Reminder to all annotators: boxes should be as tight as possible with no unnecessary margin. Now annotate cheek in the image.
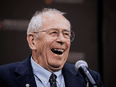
[35,36,49,54]
[39,37,54,55]
[64,41,71,58]
[67,41,71,50]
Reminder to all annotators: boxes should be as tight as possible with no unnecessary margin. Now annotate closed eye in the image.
[63,32,70,37]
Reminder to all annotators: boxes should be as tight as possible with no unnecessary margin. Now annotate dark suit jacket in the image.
[0,55,104,87]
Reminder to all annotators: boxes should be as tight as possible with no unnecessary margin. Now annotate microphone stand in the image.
[85,77,98,87]
[85,77,89,87]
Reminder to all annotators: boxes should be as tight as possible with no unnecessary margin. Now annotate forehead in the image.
[41,13,70,30]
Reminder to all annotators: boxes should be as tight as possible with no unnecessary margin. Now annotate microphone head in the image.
[75,60,88,71]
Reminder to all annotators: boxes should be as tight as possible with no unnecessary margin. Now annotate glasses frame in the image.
[33,28,75,42]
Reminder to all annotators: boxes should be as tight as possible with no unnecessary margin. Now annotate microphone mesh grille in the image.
[75,60,88,71]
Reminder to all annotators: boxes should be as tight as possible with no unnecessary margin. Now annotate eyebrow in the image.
[47,28,70,31]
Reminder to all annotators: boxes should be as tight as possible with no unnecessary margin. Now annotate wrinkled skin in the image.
[27,13,71,72]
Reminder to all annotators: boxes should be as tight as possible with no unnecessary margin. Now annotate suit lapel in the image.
[62,63,85,87]
[15,56,37,87]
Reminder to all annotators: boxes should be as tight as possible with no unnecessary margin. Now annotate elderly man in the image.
[0,8,103,87]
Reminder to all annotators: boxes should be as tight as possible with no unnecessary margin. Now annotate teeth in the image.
[54,49,64,52]
[51,48,65,55]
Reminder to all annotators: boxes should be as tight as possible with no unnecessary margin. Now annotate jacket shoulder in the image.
[0,62,20,74]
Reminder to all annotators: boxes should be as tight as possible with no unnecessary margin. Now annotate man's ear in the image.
[27,33,36,50]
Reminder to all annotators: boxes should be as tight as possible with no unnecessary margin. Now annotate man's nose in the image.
[56,33,65,45]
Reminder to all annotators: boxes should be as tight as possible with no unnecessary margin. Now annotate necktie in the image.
[49,73,57,87]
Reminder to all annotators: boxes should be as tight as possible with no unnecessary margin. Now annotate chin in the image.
[49,61,65,70]
[49,65,63,72]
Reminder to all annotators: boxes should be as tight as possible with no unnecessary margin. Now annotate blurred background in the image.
[0,0,116,87]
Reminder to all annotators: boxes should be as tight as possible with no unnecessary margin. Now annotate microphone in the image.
[75,60,98,87]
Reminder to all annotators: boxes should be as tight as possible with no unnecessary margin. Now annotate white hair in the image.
[27,8,71,37]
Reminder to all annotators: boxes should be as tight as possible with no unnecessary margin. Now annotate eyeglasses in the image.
[34,28,75,42]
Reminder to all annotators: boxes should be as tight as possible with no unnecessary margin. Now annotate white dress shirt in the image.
[31,56,65,87]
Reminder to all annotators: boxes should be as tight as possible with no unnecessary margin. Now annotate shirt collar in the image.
[31,56,62,85]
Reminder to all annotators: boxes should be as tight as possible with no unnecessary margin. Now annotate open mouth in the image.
[51,48,65,55]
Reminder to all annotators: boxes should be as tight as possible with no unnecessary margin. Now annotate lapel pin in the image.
[26,84,30,87]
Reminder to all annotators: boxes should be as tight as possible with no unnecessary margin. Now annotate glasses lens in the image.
[70,31,75,42]
[63,30,70,38]
[47,29,75,42]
